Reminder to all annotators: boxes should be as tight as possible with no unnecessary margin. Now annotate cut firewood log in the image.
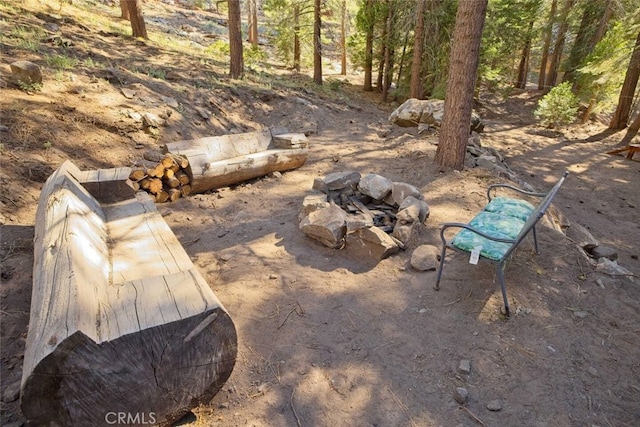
[129,168,146,182]
[175,171,190,186]
[180,184,192,197]
[156,189,170,203]
[148,178,163,194]
[153,163,165,178]
[164,176,180,189]
[139,178,151,190]
[164,168,175,179]
[165,152,189,169]
[161,154,175,169]
[168,188,181,202]
[147,168,158,178]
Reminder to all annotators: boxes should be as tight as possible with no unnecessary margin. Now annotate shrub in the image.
[534,82,579,128]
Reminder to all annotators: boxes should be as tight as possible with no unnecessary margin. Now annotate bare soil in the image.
[1,2,639,426]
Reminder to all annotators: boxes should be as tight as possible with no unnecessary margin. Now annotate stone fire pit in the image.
[298,171,430,261]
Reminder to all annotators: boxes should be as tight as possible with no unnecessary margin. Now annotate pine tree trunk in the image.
[228,0,244,78]
[313,0,322,85]
[126,0,147,39]
[382,1,394,102]
[120,0,130,20]
[563,0,606,85]
[294,4,300,72]
[609,32,640,130]
[247,0,258,47]
[545,0,574,89]
[363,0,374,91]
[538,0,557,90]
[409,0,426,99]
[435,0,488,170]
[515,20,534,89]
[340,0,347,75]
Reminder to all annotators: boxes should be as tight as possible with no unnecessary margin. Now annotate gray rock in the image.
[299,194,329,222]
[121,87,136,99]
[162,96,179,108]
[596,258,634,278]
[458,359,471,375]
[2,379,21,403]
[346,227,399,260]
[358,173,393,200]
[391,223,415,246]
[10,60,42,85]
[385,182,423,207]
[475,154,498,169]
[142,112,163,128]
[389,98,483,132]
[410,245,440,271]
[486,400,503,411]
[195,106,211,119]
[312,177,328,194]
[574,310,589,319]
[453,387,468,404]
[346,212,374,233]
[589,245,618,261]
[399,196,430,223]
[396,204,421,224]
[323,171,361,191]
[299,203,348,249]
[587,366,599,377]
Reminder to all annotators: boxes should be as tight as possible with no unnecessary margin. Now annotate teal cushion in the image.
[451,211,525,261]
[484,197,535,222]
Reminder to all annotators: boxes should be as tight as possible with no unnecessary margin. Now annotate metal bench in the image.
[434,172,569,316]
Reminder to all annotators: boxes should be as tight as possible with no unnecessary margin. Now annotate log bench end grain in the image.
[22,160,237,426]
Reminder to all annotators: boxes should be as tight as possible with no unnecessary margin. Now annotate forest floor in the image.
[1,1,640,426]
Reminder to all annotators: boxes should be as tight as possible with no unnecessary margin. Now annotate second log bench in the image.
[21,160,237,426]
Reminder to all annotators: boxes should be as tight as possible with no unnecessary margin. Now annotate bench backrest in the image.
[502,171,568,259]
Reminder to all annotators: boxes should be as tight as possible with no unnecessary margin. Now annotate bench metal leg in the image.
[533,225,539,254]
[434,244,447,291]
[497,262,510,316]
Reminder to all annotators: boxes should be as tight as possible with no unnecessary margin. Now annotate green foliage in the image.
[245,45,269,70]
[45,54,78,70]
[534,82,579,128]
[9,25,44,52]
[205,39,231,61]
[17,79,43,93]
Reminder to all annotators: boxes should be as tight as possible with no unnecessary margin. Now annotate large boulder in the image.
[389,98,483,132]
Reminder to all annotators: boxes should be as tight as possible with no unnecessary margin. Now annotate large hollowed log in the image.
[164,129,308,194]
[22,161,237,426]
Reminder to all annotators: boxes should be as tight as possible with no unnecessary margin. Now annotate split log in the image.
[176,171,190,185]
[180,184,192,197]
[129,168,146,181]
[168,188,181,202]
[164,129,308,194]
[22,161,237,426]
[148,178,163,194]
[164,175,180,188]
[155,188,170,203]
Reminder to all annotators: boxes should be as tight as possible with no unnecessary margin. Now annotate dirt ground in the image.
[1,1,640,426]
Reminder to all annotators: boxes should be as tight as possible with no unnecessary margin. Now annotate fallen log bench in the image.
[434,172,569,316]
[164,128,308,194]
[21,160,237,426]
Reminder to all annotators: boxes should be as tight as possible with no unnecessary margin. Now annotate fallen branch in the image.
[460,406,487,427]
[290,387,302,427]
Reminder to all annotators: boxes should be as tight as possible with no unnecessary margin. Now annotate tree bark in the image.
[409,0,426,99]
[340,0,347,75]
[126,0,147,39]
[294,4,301,72]
[545,0,574,89]
[363,0,374,91]
[120,0,130,20]
[563,0,607,85]
[609,32,640,130]
[538,0,557,90]
[313,0,322,85]
[515,19,534,89]
[247,0,259,47]
[435,0,488,170]
[228,0,244,78]
[382,0,394,102]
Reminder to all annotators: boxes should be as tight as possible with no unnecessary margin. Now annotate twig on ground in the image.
[278,304,303,330]
[290,387,302,427]
[0,194,18,207]
[387,387,418,427]
[460,405,487,427]
[443,298,461,306]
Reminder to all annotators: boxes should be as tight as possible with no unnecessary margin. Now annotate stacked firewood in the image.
[129,152,192,203]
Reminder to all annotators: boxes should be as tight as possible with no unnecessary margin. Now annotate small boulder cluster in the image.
[299,171,430,261]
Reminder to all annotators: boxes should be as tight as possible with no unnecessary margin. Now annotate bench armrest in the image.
[440,222,517,245]
[486,184,546,202]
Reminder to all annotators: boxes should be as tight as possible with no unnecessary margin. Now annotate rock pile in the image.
[389,98,484,133]
[299,171,430,261]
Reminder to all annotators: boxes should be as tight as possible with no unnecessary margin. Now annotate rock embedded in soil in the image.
[458,359,471,375]
[453,387,469,404]
[588,245,618,261]
[410,245,440,271]
[10,60,42,85]
[486,400,503,411]
[2,379,21,403]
